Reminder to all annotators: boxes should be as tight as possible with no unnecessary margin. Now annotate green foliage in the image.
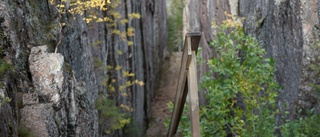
[18,127,35,137]
[164,14,320,137]
[0,59,12,88]
[95,95,130,134]
[164,102,191,137]
[200,18,279,136]
[123,122,141,137]
[0,59,12,76]
[281,112,320,137]
[167,0,184,53]
[0,95,11,107]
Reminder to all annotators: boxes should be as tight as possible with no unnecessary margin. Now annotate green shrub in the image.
[165,12,320,137]
[200,19,280,137]
[164,17,280,136]
[95,95,130,134]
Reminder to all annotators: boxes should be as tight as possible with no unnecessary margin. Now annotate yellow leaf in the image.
[117,50,123,55]
[127,27,135,36]
[112,29,121,35]
[120,19,128,24]
[115,65,122,71]
[126,81,133,86]
[122,70,128,77]
[138,81,145,86]
[108,85,115,92]
[121,93,128,97]
[121,32,126,41]
[127,73,135,77]
[112,12,121,19]
[127,41,133,46]
[128,13,141,19]
[112,79,116,83]
[119,85,125,92]
[99,0,105,9]
[106,65,113,70]
[96,18,104,22]
[103,17,112,22]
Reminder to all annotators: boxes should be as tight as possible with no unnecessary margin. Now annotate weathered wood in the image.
[167,32,201,137]
[186,32,201,54]
[188,51,200,136]
[167,36,192,137]
[186,37,192,69]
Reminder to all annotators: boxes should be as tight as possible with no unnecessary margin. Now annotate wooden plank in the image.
[186,37,192,70]
[186,32,201,54]
[167,32,201,137]
[188,51,200,137]
[167,37,192,137]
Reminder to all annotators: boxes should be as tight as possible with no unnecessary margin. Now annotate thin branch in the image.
[54,3,62,53]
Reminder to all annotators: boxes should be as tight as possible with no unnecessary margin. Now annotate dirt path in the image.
[146,52,182,137]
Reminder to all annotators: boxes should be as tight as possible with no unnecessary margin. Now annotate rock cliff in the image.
[0,0,166,136]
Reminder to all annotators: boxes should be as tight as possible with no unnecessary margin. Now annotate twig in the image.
[54,4,62,53]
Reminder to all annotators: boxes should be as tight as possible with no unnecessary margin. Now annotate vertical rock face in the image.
[238,0,320,119]
[239,1,304,119]
[185,0,320,122]
[0,0,166,137]
[299,0,320,114]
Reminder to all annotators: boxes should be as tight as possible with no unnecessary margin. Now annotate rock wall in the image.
[239,0,305,120]
[237,0,320,120]
[185,0,320,123]
[0,0,166,136]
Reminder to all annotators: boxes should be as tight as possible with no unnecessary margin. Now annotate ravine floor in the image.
[146,52,182,137]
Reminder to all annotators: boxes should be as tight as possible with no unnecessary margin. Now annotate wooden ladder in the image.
[167,32,201,137]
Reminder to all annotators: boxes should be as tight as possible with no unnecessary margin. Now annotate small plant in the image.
[164,102,191,137]
[95,95,130,134]
[281,110,320,137]
[0,59,12,107]
[18,127,35,137]
[0,95,11,107]
[0,59,12,77]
